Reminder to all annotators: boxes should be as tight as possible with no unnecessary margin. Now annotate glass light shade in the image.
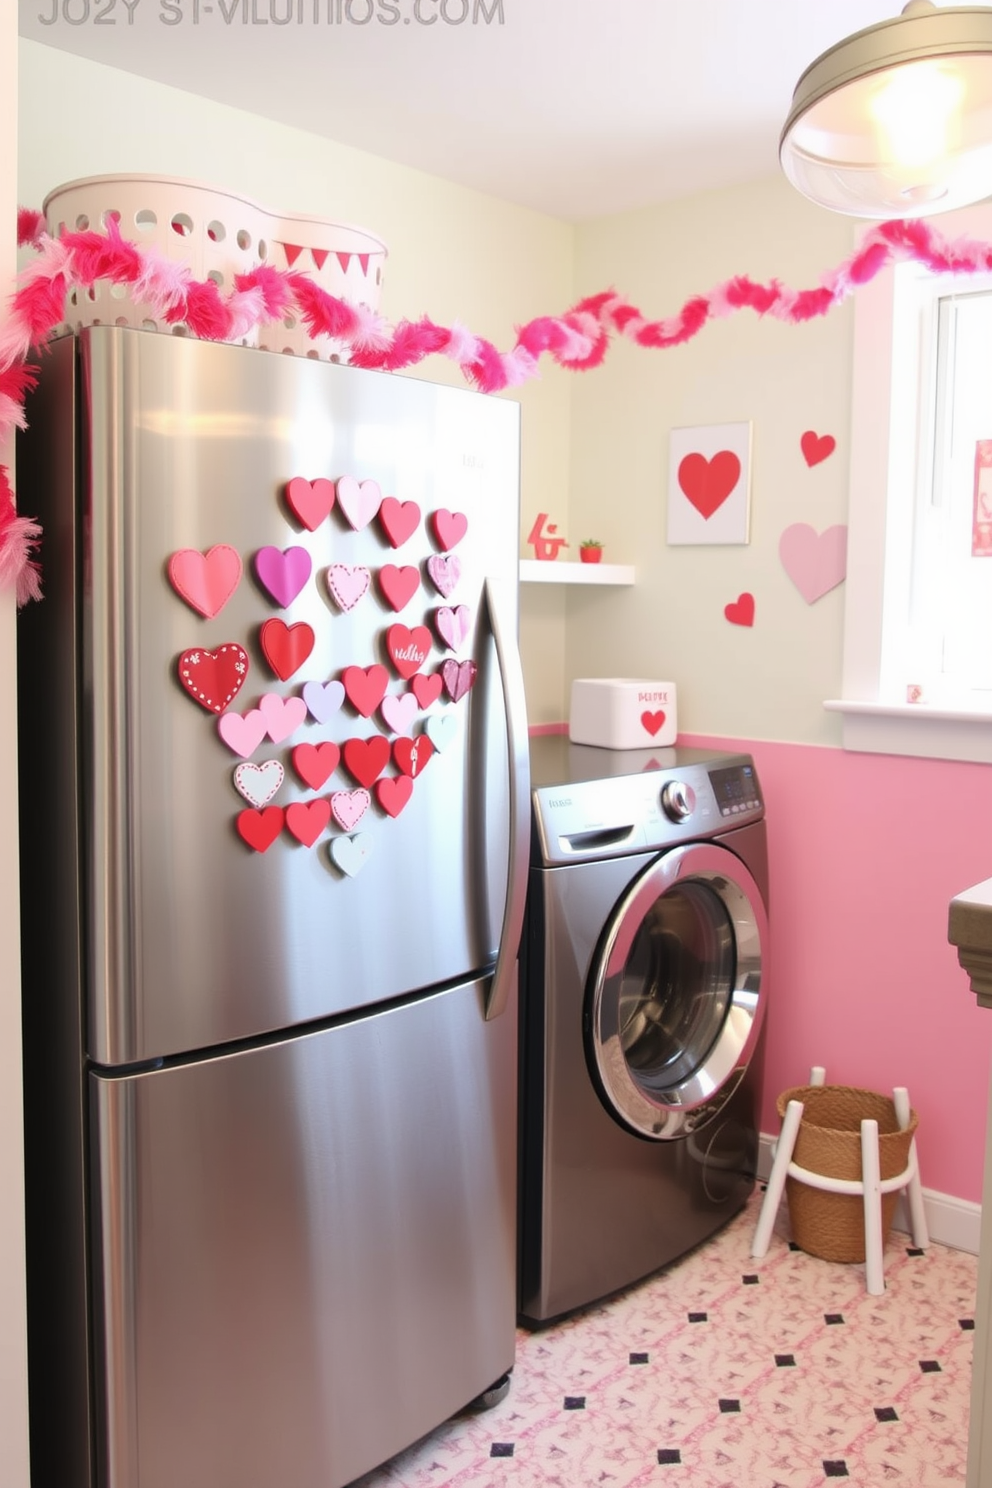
[781,3,992,217]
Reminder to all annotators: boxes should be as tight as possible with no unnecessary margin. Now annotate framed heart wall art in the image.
[667,421,752,546]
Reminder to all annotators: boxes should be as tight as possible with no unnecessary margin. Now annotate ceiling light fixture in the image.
[780,1,992,217]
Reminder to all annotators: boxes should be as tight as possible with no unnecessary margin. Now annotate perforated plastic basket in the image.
[43,174,387,360]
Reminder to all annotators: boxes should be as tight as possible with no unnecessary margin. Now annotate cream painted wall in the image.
[1,2,33,1483]
[567,176,855,744]
[17,38,572,720]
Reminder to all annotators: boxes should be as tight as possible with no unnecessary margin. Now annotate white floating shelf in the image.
[519,560,635,586]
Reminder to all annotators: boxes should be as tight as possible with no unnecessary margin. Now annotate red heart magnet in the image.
[441,658,477,703]
[678,451,741,519]
[285,798,331,848]
[393,735,435,779]
[412,672,444,709]
[724,592,756,627]
[375,774,414,818]
[168,545,243,618]
[386,623,432,679]
[178,643,250,714]
[260,619,315,681]
[291,742,341,791]
[379,497,422,549]
[237,806,285,853]
[431,509,468,551]
[342,664,390,717]
[800,430,836,468]
[285,476,336,531]
[342,735,391,789]
[641,710,666,737]
[378,564,421,612]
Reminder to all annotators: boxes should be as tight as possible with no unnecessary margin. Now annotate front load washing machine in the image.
[518,736,770,1325]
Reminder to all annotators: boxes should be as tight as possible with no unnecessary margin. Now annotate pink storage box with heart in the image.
[569,678,678,750]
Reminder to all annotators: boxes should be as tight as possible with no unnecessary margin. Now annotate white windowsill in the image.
[824,699,992,764]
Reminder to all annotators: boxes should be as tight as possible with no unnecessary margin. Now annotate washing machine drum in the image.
[586,841,768,1141]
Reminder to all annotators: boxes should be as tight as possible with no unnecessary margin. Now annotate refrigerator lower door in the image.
[90,979,516,1488]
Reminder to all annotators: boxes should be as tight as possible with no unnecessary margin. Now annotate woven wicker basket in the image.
[775,1084,919,1264]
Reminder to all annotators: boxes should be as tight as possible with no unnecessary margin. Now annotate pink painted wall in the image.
[685,734,992,1205]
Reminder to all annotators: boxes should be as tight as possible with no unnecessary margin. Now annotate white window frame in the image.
[826,203,992,764]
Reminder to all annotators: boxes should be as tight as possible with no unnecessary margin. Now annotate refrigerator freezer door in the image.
[72,328,521,1065]
[91,978,517,1488]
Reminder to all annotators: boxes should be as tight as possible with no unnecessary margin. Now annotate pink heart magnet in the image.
[377,564,420,612]
[378,497,422,549]
[285,798,332,849]
[258,692,308,744]
[168,545,242,618]
[375,774,414,819]
[285,476,336,531]
[330,832,374,878]
[380,691,420,736]
[431,509,468,551]
[435,605,473,653]
[779,523,848,604]
[343,664,390,718]
[330,788,371,831]
[385,624,432,680]
[233,759,285,807]
[327,564,371,612]
[254,546,312,608]
[218,707,268,759]
[336,476,382,531]
[426,554,461,599]
[441,658,477,703]
[302,679,346,724]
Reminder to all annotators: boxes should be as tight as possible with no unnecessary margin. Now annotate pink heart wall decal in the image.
[800,430,836,467]
[254,546,312,608]
[435,605,473,653]
[327,564,371,612]
[426,554,462,598]
[336,476,382,530]
[168,545,242,618]
[678,451,741,519]
[779,523,848,603]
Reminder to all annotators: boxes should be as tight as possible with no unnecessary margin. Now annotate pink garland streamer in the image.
[4,211,992,603]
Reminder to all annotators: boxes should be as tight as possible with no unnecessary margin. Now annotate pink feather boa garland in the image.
[4,210,992,603]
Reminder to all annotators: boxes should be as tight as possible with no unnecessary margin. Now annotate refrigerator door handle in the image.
[483,576,530,1022]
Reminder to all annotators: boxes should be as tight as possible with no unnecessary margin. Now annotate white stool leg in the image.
[752,1099,804,1258]
[861,1117,884,1295]
[893,1086,929,1249]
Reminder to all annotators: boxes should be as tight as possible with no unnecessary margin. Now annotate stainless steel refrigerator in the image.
[17,325,528,1488]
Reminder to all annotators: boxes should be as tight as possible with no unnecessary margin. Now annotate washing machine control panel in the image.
[530,747,764,865]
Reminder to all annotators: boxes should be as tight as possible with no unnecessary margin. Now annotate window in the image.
[828,203,992,763]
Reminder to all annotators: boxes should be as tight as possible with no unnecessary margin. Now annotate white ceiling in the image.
[20,0,900,221]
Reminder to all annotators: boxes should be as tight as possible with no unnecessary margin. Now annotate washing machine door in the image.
[587,841,767,1141]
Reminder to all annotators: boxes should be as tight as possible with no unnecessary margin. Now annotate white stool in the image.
[751,1065,928,1295]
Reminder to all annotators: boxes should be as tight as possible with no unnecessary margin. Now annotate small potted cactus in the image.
[579,539,604,565]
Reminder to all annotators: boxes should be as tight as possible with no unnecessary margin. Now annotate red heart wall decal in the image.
[677,450,741,519]
[724,592,756,627]
[168,546,243,618]
[800,430,836,467]
[285,799,331,848]
[386,623,432,679]
[378,564,421,612]
[342,735,391,788]
[379,497,422,549]
[342,664,390,717]
[393,735,435,778]
[412,673,443,709]
[641,710,666,736]
[285,476,336,531]
[260,619,315,680]
[178,643,250,714]
[236,806,285,852]
[375,775,414,818]
[291,742,341,791]
[431,509,468,551]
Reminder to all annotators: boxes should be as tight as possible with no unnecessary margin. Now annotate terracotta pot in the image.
[579,547,603,564]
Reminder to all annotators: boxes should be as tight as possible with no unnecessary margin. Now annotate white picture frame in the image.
[667,421,752,545]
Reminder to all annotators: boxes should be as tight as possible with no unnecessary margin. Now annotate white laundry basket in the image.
[43,174,388,360]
